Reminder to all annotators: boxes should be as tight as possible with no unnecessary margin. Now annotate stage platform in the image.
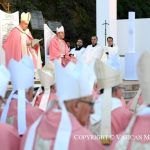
[121,80,139,101]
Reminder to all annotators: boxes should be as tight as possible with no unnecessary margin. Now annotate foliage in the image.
[117,0,150,19]
[11,0,150,46]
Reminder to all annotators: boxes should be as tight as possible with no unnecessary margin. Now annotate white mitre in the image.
[53,60,95,150]
[37,68,55,111]
[21,12,31,24]
[94,59,122,145]
[0,56,34,135]
[56,26,64,33]
[32,61,55,111]
[38,69,54,90]
[55,61,94,100]
[114,51,150,150]
[95,59,122,89]
[137,51,150,105]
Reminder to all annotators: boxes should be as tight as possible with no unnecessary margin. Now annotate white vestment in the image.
[101,45,120,70]
[83,44,103,64]
[70,47,85,58]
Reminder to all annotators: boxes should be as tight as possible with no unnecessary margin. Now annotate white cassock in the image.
[82,44,103,64]
[101,44,120,70]
[70,47,85,58]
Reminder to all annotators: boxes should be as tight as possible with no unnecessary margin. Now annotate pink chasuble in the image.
[20,110,105,150]
[0,124,20,150]
[127,115,150,149]
[120,97,127,108]
[127,95,144,110]
[3,27,22,66]
[90,96,133,137]
[5,99,43,131]
[111,107,133,136]
[110,115,150,150]
[49,35,70,61]
[34,91,58,108]
[3,26,41,69]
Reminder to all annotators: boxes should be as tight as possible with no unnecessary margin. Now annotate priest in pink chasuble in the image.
[3,12,42,69]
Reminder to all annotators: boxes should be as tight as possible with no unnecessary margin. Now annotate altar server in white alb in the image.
[101,37,120,70]
[71,38,85,58]
[83,36,103,64]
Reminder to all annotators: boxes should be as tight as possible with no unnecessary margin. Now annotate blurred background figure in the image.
[70,38,85,58]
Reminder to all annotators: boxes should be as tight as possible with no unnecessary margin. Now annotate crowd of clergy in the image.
[0,12,150,150]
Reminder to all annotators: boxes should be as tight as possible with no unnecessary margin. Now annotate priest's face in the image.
[91,36,98,46]
[20,21,29,31]
[112,86,122,99]
[76,39,83,48]
[75,96,94,126]
[57,32,65,39]
[107,37,113,47]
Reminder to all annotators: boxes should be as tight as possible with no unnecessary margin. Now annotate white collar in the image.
[137,105,150,116]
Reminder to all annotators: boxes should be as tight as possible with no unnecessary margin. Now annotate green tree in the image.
[117,0,150,19]
[11,0,150,45]
[34,0,96,46]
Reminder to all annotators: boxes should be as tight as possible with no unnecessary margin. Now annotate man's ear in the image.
[73,100,79,113]
[25,88,31,97]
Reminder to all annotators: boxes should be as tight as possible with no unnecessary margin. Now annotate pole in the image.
[102,20,109,46]
[7,3,11,13]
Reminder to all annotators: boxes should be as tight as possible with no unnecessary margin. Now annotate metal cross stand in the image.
[7,3,11,12]
[0,1,11,12]
[102,20,109,46]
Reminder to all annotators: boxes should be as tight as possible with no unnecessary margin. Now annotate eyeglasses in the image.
[79,100,95,108]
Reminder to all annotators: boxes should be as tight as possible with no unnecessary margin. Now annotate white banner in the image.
[0,10,19,65]
[44,24,55,63]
